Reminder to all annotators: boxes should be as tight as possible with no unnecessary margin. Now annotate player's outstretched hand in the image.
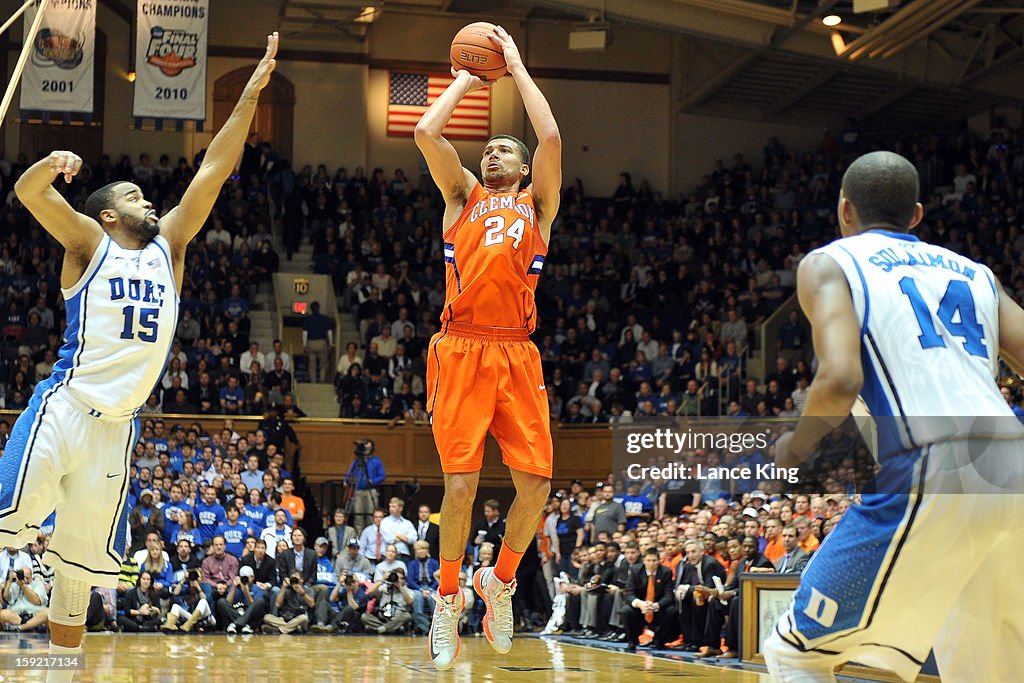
[489,25,523,72]
[450,67,486,93]
[48,150,82,184]
[247,32,279,93]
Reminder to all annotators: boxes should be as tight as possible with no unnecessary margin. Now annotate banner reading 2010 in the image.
[133,0,209,120]
[20,0,96,113]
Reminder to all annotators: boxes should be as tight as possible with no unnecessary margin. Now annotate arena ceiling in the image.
[276,0,1024,129]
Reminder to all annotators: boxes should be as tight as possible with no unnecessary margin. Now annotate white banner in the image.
[133,0,209,120]
[20,0,96,113]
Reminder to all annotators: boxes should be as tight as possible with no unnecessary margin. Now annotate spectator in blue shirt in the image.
[217,565,266,634]
[163,483,193,550]
[405,540,439,633]
[329,572,369,633]
[193,485,227,548]
[310,537,338,632]
[621,482,653,531]
[345,439,386,534]
[216,505,252,558]
[222,283,250,332]
[220,376,245,415]
[243,489,271,529]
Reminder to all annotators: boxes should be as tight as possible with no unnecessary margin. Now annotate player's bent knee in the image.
[48,574,91,630]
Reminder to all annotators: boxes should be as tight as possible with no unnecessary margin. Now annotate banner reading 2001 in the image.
[20,0,96,113]
[133,0,209,120]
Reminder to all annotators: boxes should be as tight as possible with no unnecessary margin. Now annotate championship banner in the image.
[20,0,96,113]
[133,0,209,120]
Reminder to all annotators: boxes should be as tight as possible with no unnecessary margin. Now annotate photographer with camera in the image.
[361,566,413,634]
[0,546,32,589]
[344,440,386,534]
[262,570,314,634]
[216,565,267,634]
[163,567,212,632]
[0,566,49,632]
[329,570,368,633]
[372,544,405,583]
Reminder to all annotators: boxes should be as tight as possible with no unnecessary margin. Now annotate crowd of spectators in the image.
[3,116,1024,647]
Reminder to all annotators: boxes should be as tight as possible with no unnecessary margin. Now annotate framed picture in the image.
[739,574,940,682]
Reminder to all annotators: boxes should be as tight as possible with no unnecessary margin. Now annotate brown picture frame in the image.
[739,573,940,682]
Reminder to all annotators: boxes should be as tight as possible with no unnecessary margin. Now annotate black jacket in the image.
[276,547,317,585]
[241,552,280,587]
[624,564,675,613]
[675,556,726,600]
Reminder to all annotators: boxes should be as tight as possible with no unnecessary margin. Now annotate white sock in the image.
[45,642,82,683]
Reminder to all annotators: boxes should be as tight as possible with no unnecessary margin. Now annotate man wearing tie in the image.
[623,547,678,652]
[774,525,809,575]
[358,509,387,565]
[674,539,726,653]
[416,505,441,559]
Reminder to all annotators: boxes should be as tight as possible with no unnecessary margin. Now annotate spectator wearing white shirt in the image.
[239,342,266,377]
[268,339,294,374]
[379,498,417,561]
[0,547,32,585]
[205,218,232,247]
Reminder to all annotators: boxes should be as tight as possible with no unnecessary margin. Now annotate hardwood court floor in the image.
[0,632,771,683]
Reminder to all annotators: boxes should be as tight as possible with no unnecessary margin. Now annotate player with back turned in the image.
[414,25,561,670]
[765,151,1024,682]
[0,34,279,683]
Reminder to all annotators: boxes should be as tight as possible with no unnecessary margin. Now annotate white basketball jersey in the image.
[45,233,179,417]
[814,229,1017,457]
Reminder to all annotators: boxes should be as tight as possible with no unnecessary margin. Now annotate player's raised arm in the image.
[776,253,863,468]
[414,71,480,207]
[996,278,1024,375]
[161,32,279,254]
[14,151,103,257]
[491,25,561,242]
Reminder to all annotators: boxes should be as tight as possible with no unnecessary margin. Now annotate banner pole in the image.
[0,0,51,127]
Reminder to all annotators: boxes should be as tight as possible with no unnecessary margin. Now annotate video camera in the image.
[354,439,373,458]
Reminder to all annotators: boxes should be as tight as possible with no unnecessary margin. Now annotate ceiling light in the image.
[822,14,842,27]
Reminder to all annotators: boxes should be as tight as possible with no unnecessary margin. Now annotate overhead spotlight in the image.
[822,14,842,27]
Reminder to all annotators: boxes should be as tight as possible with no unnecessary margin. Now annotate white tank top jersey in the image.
[44,233,179,417]
[812,229,1020,458]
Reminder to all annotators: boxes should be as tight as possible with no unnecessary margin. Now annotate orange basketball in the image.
[450,22,507,81]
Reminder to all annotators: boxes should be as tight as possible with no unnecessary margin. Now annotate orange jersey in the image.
[441,183,546,330]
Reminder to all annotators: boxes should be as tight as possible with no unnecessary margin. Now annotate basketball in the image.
[450,22,507,80]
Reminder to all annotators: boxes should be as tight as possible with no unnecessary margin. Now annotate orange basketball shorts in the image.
[426,321,553,478]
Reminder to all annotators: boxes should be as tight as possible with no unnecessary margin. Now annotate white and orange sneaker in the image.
[473,566,517,654]
[428,590,465,670]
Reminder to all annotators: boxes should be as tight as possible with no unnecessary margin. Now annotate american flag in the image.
[387,72,491,140]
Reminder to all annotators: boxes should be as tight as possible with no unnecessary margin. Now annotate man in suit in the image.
[774,525,809,575]
[415,504,441,559]
[276,528,328,629]
[624,547,678,652]
[674,539,727,653]
[699,536,777,659]
[326,509,357,564]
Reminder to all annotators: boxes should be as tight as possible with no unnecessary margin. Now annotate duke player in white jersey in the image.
[0,34,279,683]
[766,151,1024,682]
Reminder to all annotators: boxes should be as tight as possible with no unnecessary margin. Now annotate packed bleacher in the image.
[2,119,1024,642]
